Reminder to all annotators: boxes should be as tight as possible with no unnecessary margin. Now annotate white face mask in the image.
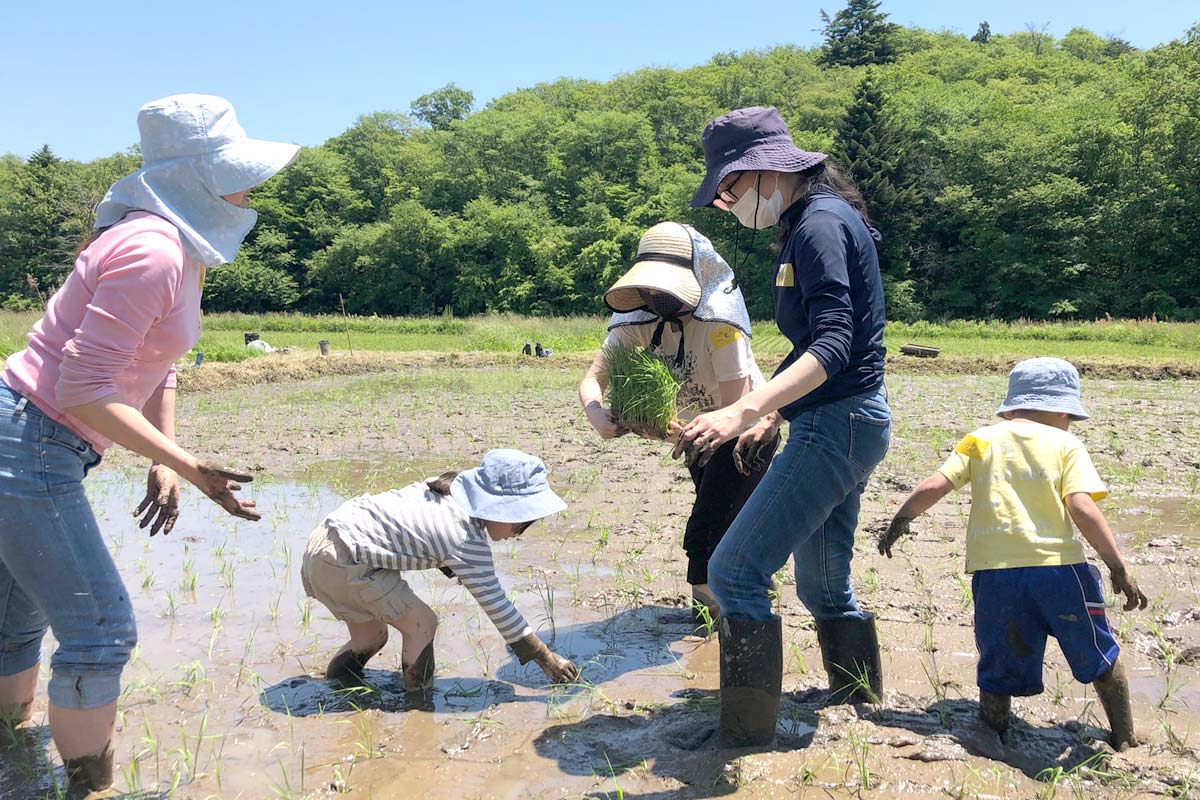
[730,178,786,229]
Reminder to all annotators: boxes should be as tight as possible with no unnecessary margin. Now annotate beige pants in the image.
[301,524,418,623]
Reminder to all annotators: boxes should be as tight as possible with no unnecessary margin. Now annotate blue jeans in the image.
[0,383,136,709]
[708,387,891,621]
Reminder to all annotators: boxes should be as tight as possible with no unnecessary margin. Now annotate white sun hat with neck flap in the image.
[607,222,753,337]
[94,94,300,266]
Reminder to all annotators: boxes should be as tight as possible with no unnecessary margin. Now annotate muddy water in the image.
[1,470,730,799]
[2,370,1199,798]
[5,470,1196,798]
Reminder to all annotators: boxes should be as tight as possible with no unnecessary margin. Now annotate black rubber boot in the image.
[814,612,883,704]
[718,616,782,748]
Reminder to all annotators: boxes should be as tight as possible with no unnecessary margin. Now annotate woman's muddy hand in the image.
[585,403,627,439]
[673,404,751,467]
[1110,565,1148,611]
[733,416,779,475]
[186,460,261,521]
[537,651,580,684]
[877,515,913,558]
[134,464,181,536]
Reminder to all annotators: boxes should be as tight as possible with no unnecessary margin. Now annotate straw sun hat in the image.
[604,222,703,313]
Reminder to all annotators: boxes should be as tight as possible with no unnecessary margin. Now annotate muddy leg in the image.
[50,703,116,793]
[0,665,38,731]
[1093,659,1137,751]
[979,690,1011,740]
[325,621,388,684]
[389,599,437,692]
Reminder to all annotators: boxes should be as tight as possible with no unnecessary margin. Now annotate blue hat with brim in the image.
[997,357,1090,421]
[450,449,567,524]
[691,107,827,209]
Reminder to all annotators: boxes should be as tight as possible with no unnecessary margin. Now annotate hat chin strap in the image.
[650,316,687,369]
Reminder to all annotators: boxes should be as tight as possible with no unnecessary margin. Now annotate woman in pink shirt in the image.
[0,94,297,792]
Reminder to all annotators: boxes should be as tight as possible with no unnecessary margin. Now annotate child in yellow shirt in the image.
[877,357,1146,750]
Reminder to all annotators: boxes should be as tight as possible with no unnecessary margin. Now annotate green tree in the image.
[410,83,474,130]
[833,70,925,318]
[819,0,901,67]
[970,21,991,44]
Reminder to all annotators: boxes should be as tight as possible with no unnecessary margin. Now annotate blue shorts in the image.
[972,563,1120,697]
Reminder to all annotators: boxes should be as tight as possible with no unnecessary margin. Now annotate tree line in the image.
[2,1,1198,322]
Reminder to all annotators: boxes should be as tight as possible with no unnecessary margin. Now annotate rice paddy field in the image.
[0,312,1199,798]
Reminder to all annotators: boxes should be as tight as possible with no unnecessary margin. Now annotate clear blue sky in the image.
[2,0,1195,161]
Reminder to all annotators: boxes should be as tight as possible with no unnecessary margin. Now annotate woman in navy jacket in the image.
[677,106,891,746]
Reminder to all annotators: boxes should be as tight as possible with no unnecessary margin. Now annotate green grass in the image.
[2,311,1198,365]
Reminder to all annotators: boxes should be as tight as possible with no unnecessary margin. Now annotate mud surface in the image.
[2,370,1198,798]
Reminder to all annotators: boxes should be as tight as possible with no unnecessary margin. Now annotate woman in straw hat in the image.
[0,94,298,791]
[579,221,780,621]
[675,107,891,747]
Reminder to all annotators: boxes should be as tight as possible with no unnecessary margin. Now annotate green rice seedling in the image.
[954,573,972,611]
[844,727,877,791]
[789,642,809,675]
[692,602,717,637]
[604,345,682,438]
[162,590,177,619]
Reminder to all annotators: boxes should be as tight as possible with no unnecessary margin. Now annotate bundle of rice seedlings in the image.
[604,344,682,438]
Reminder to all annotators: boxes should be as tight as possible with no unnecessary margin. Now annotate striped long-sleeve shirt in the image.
[324,482,532,643]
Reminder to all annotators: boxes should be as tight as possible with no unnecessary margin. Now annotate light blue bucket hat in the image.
[997,357,1089,421]
[451,449,567,523]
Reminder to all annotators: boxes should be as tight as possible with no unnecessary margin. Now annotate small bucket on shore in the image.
[319,339,330,356]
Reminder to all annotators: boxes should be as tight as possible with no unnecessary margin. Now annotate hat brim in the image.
[604,260,702,313]
[202,138,301,196]
[450,475,567,524]
[691,144,828,208]
[996,399,1090,422]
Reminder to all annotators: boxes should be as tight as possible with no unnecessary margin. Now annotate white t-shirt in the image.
[603,317,765,419]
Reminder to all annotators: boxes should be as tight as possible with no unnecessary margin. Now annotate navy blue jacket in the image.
[772,191,886,419]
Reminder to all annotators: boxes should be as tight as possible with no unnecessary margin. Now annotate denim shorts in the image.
[973,563,1120,696]
[0,382,137,709]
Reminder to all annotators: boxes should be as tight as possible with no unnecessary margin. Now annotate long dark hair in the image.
[776,161,870,247]
[74,227,111,260]
[426,471,460,496]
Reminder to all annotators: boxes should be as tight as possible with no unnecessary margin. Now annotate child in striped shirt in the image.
[302,449,579,692]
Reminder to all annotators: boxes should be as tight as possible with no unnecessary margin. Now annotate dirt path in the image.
[2,368,1198,799]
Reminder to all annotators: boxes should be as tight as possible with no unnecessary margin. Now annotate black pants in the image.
[684,434,779,585]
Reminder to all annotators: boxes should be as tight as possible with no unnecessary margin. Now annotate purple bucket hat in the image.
[691,107,828,209]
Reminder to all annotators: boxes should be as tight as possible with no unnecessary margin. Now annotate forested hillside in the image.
[3,2,1197,321]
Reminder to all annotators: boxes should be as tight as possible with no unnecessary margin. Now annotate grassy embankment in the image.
[2,312,1197,386]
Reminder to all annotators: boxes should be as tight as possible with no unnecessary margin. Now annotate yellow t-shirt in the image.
[938,420,1107,573]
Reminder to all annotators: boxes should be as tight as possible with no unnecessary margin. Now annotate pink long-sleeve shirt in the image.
[2,212,202,454]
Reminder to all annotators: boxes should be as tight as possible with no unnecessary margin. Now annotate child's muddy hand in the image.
[1110,566,1148,611]
[877,516,913,558]
[190,460,261,522]
[538,652,580,684]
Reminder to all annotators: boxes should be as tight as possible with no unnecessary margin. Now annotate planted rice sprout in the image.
[604,345,682,438]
